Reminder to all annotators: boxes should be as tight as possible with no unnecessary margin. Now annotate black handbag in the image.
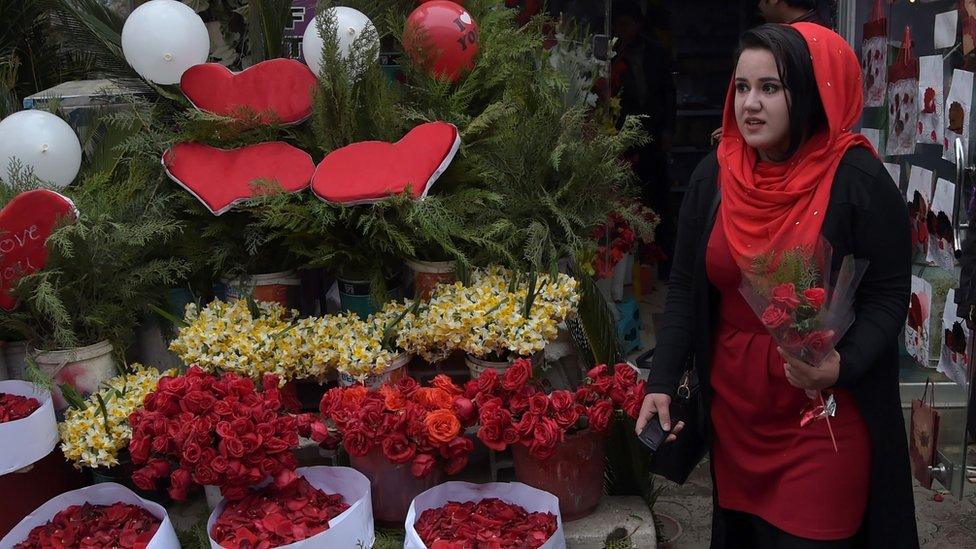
[647,364,708,484]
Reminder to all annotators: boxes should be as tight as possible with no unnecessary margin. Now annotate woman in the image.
[636,23,918,548]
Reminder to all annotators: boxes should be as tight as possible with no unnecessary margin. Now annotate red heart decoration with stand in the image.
[180,59,318,125]
[163,142,315,215]
[0,189,78,311]
[311,121,459,204]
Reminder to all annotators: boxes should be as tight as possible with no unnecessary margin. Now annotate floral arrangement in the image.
[60,365,175,469]
[414,498,558,548]
[396,267,580,362]
[128,367,304,501]
[580,204,660,279]
[312,375,476,478]
[471,360,645,460]
[170,298,408,383]
[210,476,349,548]
[0,392,40,423]
[169,299,311,383]
[13,502,160,549]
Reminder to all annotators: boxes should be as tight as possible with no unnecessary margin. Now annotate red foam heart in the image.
[180,59,317,125]
[311,121,459,204]
[163,142,315,215]
[0,189,78,311]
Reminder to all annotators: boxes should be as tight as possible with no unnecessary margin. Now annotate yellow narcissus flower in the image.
[60,365,175,469]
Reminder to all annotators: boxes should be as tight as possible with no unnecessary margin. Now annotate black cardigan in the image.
[646,147,919,548]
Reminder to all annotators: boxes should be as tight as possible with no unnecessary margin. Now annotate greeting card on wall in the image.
[887,27,919,156]
[862,0,887,108]
[943,69,974,163]
[907,275,933,366]
[926,178,956,271]
[884,162,902,189]
[938,289,971,385]
[917,55,944,145]
[907,165,934,258]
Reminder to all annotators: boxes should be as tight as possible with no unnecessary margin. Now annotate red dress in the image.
[706,211,872,540]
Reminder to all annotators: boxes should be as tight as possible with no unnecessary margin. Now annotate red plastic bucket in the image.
[349,446,445,526]
[512,428,606,521]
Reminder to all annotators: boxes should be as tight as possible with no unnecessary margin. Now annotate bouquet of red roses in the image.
[311,375,476,478]
[0,392,41,423]
[414,498,558,549]
[470,359,645,460]
[738,238,869,450]
[128,366,303,501]
[13,502,161,549]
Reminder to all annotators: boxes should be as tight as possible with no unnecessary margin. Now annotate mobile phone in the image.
[638,416,671,452]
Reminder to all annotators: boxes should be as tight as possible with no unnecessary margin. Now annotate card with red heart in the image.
[311,121,459,204]
[163,142,315,215]
[0,189,79,311]
[180,59,318,125]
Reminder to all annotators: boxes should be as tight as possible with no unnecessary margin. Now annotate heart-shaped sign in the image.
[180,59,318,125]
[163,142,315,215]
[0,189,78,311]
[311,121,459,204]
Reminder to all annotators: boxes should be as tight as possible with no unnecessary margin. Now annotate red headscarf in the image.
[717,23,873,270]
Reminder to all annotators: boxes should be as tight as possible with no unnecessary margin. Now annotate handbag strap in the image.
[921,378,936,406]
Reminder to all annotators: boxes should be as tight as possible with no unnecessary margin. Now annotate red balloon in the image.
[404,1,479,82]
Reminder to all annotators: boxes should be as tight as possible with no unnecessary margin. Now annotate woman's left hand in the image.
[778,348,840,391]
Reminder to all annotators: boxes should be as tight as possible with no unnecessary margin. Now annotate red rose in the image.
[396,377,420,397]
[623,386,644,419]
[477,402,512,451]
[129,435,150,464]
[444,454,469,476]
[508,385,537,415]
[219,437,246,459]
[586,364,608,380]
[382,433,417,464]
[463,379,479,400]
[319,387,344,417]
[550,390,574,412]
[771,283,800,310]
[528,417,563,461]
[591,375,613,397]
[575,385,597,406]
[182,442,203,464]
[612,363,638,390]
[475,368,500,397]
[439,436,474,460]
[411,453,437,478]
[803,287,827,311]
[192,464,218,486]
[502,358,532,392]
[803,330,834,357]
[761,304,791,329]
[168,467,193,501]
[554,405,581,430]
[343,427,372,457]
[514,412,539,443]
[131,466,156,491]
[528,393,550,415]
[452,396,476,424]
[588,400,614,433]
[431,374,462,396]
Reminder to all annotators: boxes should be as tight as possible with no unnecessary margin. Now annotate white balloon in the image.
[302,6,378,76]
[121,0,210,85]
[0,111,82,189]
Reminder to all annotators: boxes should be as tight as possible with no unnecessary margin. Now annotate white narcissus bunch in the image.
[396,267,580,362]
[60,364,176,469]
[169,299,318,382]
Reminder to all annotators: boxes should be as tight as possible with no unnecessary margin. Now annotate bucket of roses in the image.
[126,367,307,507]
[206,466,374,549]
[0,482,180,548]
[0,380,58,476]
[404,481,566,549]
[468,360,646,520]
[309,375,477,525]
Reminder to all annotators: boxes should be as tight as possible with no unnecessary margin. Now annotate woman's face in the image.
[734,48,792,162]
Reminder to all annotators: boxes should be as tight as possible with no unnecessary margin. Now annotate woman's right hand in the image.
[635,393,685,443]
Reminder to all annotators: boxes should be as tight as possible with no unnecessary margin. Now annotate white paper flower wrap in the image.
[0,380,58,475]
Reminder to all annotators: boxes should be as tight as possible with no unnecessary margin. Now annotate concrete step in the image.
[564,496,656,548]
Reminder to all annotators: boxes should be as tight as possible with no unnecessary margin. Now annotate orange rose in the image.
[431,374,462,396]
[341,385,368,408]
[413,387,454,410]
[424,409,461,444]
[380,386,407,411]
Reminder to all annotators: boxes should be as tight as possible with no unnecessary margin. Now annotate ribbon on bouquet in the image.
[800,390,838,452]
